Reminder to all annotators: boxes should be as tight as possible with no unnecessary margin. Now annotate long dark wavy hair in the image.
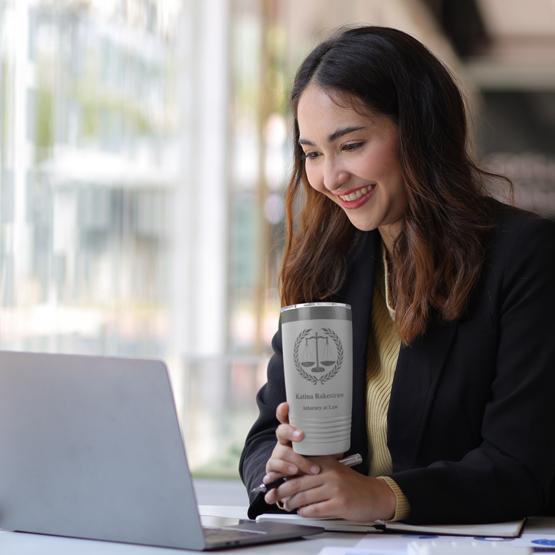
[281,26,498,344]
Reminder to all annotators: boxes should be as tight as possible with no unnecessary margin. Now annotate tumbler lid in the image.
[281,302,351,313]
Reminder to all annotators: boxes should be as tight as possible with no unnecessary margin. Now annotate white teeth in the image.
[339,185,374,202]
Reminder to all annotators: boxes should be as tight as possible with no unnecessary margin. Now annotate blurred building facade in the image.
[1,0,553,476]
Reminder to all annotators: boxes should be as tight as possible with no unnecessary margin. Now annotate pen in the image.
[251,453,363,494]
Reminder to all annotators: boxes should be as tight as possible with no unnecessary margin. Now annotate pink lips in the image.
[334,185,375,210]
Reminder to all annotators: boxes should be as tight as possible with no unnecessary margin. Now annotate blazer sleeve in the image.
[239,328,289,517]
[393,215,555,523]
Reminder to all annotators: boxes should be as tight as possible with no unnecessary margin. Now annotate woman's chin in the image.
[346,216,378,232]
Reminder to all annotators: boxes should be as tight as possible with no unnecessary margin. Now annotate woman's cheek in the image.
[305,170,322,193]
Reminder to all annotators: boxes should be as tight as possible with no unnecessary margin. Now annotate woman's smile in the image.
[334,183,376,209]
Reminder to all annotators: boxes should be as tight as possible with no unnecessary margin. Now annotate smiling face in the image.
[297,83,407,250]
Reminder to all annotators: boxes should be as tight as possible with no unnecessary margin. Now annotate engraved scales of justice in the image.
[301,330,336,373]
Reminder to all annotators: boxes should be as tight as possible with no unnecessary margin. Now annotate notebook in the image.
[0,350,323,550]
[256,513,526,538]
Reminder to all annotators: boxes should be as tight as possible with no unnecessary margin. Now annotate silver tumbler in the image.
[280,302,353,455]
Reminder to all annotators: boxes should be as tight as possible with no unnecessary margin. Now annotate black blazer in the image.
[239,199,555,523]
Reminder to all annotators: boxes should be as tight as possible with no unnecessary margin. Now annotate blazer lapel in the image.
[335,231,380,474]
[388,316,458,471]
[333,230,458,475]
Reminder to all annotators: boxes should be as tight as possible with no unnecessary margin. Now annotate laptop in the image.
[0,350,322,550]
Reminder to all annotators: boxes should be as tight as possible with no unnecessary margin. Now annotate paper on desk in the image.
[497,531,555,549]
[353,535,508,555]
[318,536,534,555]
[353,531,555,553]
[319,533,446,555]
[318,518,555,555]
[318,541,407,555]
[359,535,480,554]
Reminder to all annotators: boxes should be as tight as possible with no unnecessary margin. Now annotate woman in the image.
[239,26,555,524]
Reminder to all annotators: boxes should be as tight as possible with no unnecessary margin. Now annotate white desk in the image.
[1,508,554,554]
[0,505,361,554]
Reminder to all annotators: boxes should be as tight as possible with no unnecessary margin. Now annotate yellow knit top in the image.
[366,245,410,521]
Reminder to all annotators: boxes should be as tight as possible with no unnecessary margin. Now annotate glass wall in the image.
[0,0,180,354]
[0,0,267,476]
[0,0,200,457]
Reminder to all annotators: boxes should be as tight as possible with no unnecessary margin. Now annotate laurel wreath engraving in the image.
[319,327,343,384]
[293,327,343,385]
[293,329,318,385]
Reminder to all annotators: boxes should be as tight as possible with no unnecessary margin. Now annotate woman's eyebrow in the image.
[299,125,366,146]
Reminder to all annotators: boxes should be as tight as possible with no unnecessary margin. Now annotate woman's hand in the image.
[271,456,396,522]
[263,402,321,505]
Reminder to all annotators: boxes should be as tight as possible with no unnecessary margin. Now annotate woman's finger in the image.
[262,470,284,484]
[274,473,323,502]
[297,498,337,518]
[264,487,288,505]
[265,446,321,478]
[265,457,299,477]
[275,423,304,445]
[276,402,290,425]
[277,480,328,512]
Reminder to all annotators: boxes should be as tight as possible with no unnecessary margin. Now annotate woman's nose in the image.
[323,164,349,191]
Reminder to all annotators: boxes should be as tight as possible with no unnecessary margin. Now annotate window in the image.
[0,0,275,477]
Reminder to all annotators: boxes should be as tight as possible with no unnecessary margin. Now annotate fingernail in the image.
[310,465,320,475]
[262,475,270,484]
[292,430,302,438]
[288,464,297,474]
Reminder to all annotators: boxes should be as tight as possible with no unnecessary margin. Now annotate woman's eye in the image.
[303,151,321,160]
[342,142,364,152]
